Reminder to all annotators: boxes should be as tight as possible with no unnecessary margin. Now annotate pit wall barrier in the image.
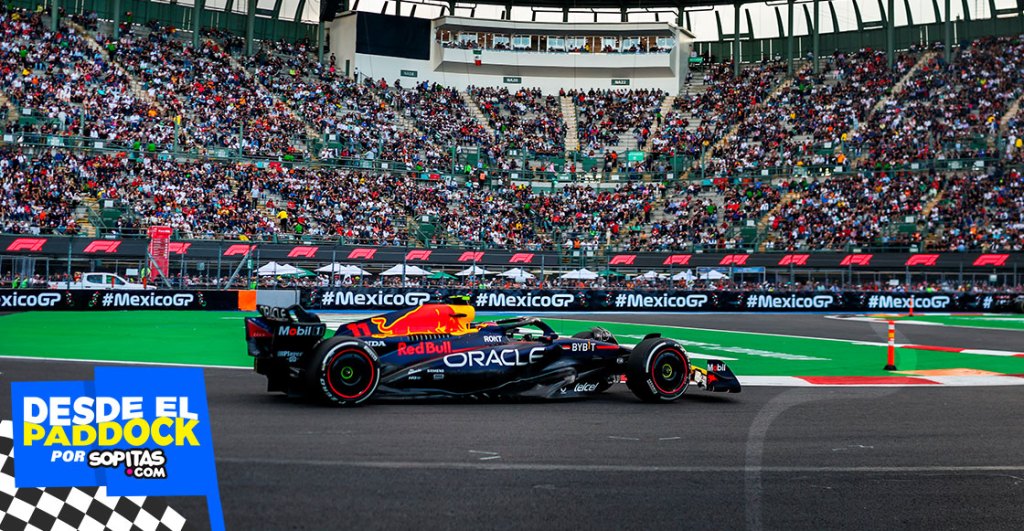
[303,288,1021,313]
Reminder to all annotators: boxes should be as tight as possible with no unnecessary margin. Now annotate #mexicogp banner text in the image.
[11,367,224,530]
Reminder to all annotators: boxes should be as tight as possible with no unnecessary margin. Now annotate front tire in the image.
[625,338,690,402]
[306,337,380,406]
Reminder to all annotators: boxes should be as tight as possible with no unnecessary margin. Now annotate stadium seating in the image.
[1,6,1023,253]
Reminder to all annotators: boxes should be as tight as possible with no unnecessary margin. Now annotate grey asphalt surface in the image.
[2,314,1023,530]
[567,312,1024,351]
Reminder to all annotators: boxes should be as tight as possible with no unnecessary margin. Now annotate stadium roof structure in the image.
[41,0,1024,42]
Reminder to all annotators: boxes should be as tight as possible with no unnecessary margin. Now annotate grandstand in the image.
[0,0,1023,288]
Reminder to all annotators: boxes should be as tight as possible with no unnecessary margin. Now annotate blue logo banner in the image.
[11,367,224,530]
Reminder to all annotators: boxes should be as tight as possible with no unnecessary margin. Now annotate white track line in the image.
[216,456,1024,474]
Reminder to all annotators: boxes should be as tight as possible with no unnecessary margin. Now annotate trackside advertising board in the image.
[307,288,1019,313]
[0,290,239,311]
[10,367,224,530]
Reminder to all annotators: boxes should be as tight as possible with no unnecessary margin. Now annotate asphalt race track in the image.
[2,314,1024,530]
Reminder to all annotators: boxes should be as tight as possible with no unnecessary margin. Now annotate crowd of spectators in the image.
[107,21,308,158]
[927,168,1024,251]
[2,9,1024,256]
[852,35,1024,167]
[649,61,786,169]
[0,8,171,150]
[0,148,82,234]
[568,88,665,154]
[760,172,938,250]
[469,86,565,158]
[707,50,918,176]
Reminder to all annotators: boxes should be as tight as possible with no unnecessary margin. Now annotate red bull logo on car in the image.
[369,304,475,336]
[396,341,453,356]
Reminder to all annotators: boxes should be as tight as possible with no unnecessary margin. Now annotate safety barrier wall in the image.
[2,288,1018,313]
[305,288,1022,313]
[0,290,245,311]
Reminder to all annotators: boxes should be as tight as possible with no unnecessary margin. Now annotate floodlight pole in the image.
[192,0,204,49]
[112,0,121,39]
[246,0,256,57]
[944,0,952,63]
[51,0,58,32]
[787,0,795,77]
[813,0,820,74]
[318,21,325,64]
[733,2,741,78]
[886,0,895,67]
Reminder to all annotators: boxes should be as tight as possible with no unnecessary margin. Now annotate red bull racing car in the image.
[244,300,741,406]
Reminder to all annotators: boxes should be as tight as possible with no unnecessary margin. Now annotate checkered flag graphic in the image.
[0,420,187,531]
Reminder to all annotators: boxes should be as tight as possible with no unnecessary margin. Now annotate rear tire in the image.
[306,337,380,406]
[625,338,690,402]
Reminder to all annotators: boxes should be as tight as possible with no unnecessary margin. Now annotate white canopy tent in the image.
[559,268,599,280]
[380,264,432,276]
[256,262,301,276]
[634,271,668,280]
[671,270,696,282]
[456,265,494,276]
[315,263,373,276]
[699,270,729,280]
[499,268,536,282]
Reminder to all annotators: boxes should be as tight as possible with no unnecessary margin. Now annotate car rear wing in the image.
[245,305,327,359]
[690,359,742,393]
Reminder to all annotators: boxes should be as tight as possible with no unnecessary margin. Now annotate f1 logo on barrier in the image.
[662,254,691,266]
[347,248,376,260]
[840,254,873,266]
[509,253,534,264]
[973,254,1009,267]
[406,250,432,261]
[6,238,46,252]
[905,254,939,267]
[778,254,809,266]
[83,241,122,254]
[169,242,191,255]
[288,246,319,258]
[719,254,748,266]
[609,255,636,266]
[458,252,485,262]
[223,244,254,256]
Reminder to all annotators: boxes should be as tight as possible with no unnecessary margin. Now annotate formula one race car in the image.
[244,300,740,406]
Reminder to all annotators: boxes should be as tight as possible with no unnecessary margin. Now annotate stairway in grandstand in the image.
[65,20,167,116]
[997,92,1024,141]
[845,51,938,164]
[74,198,100,238]
[756,192,800,251]
[560,96,579,152]
[643,95,677,152]
[372,88,425,137]
[0,88,16,126]
[687,69,794,180]
[460,91,497,138]
[205,38,320,149]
